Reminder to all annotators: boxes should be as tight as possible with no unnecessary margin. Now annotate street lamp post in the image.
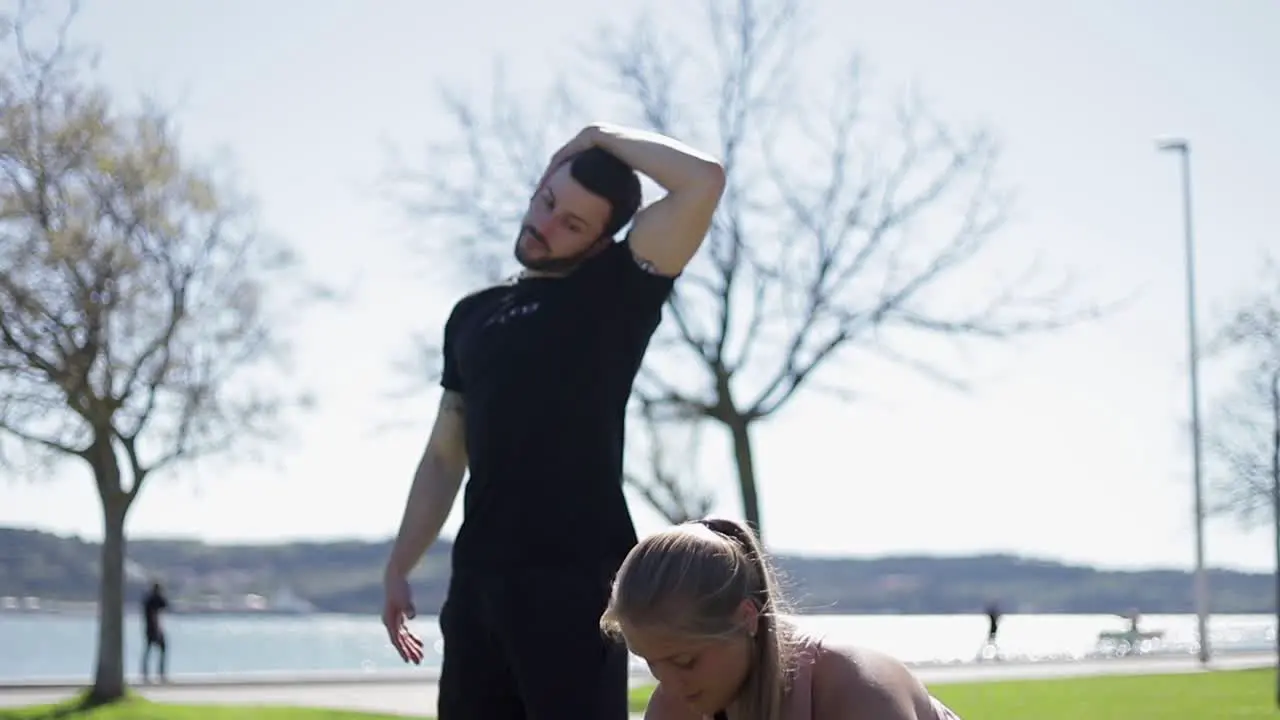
[1156,137,1211,665]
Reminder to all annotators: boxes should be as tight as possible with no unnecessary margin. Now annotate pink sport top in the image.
[712,634,962,720]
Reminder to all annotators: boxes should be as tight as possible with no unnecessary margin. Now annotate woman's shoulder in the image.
[809,645,956,720]
[810,644,891,682]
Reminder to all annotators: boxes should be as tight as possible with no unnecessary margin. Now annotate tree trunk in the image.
[90,499,129,703]
[88,437,131,704]
[728,418,763,542]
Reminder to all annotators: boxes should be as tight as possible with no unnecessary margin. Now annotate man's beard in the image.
[513,225,602,274]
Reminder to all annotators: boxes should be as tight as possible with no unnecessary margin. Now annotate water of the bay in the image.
[1,612,1273,683]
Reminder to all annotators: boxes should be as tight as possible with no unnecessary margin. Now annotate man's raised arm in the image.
[584,124,726,277]
[385,390,468,579]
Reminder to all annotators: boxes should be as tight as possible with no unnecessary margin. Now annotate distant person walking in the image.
[141,582,169,683]
[380,123,725,719]
[980,600,1003,661]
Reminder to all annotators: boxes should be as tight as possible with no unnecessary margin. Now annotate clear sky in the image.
[1,0,1277,572]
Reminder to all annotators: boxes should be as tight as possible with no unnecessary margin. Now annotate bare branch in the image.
[0,416,84,457]
[382,64,584,286]
[1204,257,1280,527]
[623,397,715,525]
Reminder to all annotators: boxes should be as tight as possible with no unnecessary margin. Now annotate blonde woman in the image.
[602,518,963,720]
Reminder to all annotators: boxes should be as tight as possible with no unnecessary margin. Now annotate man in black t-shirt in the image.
[380,123,725,719]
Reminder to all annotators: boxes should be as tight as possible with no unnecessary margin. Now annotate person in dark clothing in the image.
[141,582,169,682]
[380,123,726,720]
[980,600,1003,661]
[985,601,1002,644]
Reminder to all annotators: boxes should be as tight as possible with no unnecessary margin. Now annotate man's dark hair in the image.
[569,147,642,239]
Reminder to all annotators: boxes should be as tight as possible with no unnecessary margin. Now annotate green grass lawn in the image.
[0,696,412,720]
[3,670,1275,719]
[626,668,1277,718]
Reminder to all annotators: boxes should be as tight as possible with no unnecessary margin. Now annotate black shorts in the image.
[437,566,630,720]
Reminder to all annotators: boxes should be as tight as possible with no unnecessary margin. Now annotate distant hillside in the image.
[0,526,1271,615]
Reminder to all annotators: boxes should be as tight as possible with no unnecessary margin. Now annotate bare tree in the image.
[1202,259,1280,708]
[388,0,1090,538]
[0,2,314,702]
[1205,262,1280,528]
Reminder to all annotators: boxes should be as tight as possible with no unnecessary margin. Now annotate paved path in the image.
[0,652,1272,718]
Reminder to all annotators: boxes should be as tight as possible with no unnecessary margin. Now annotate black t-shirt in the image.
[441,238,674,575]
[143,590,167,632]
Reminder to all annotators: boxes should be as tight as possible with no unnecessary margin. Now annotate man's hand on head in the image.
[537,124,610,188]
